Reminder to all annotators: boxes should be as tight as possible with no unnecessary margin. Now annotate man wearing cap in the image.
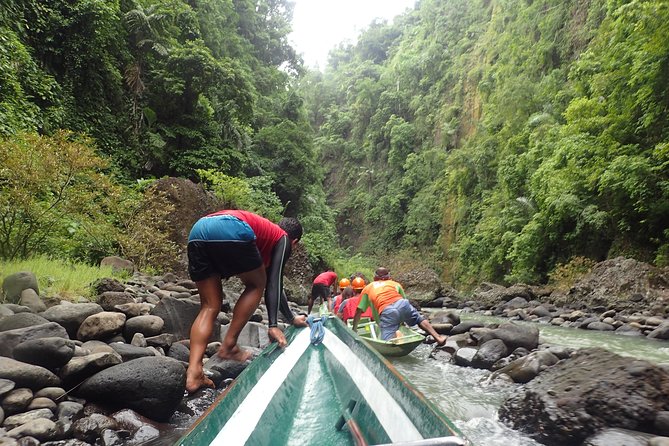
[352,267,446,345]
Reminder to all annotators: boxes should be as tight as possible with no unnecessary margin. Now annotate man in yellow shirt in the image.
[352,267,446,344]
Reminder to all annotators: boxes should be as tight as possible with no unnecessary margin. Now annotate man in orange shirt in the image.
[352,267,446,344]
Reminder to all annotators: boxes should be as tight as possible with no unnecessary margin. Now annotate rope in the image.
[307,315,326,345]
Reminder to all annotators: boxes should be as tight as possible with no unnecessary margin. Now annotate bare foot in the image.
[217,343,253,362]
[186,370,215,394]
[269,327,287,348]
[395,330,403,338]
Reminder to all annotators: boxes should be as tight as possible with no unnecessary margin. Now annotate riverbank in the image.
[0,270,300,444]
[1,255,668,445]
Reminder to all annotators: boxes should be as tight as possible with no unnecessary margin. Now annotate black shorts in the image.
[311,283,331,302]
[187,240,262,281]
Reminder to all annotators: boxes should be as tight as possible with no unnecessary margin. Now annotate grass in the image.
[0,256,125,301]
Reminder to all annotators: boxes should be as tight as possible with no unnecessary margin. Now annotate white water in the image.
[389,312,669,446]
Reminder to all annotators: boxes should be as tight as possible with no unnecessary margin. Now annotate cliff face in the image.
[150,177,222,277]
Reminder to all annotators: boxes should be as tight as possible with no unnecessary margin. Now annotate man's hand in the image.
[292,314,308,327]
[268,327,287,348]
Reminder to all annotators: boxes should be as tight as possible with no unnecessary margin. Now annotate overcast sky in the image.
[289,0,416,69]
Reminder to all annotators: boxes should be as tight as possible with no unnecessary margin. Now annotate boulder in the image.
[0,313,50,332]
[0,322,69,358]
[12,337,76,371]
[0,357,60,389]
[123,315,164,341]
[2,272,39,304]
[18,289,46,313]
[108,344,155,362]
[59,352,122,388]
[151,296,218,341]
[100,256,134,274]
[41,303,103,339]
[76,312,126,342]
[499,348,669,445]
[75,357,186,421]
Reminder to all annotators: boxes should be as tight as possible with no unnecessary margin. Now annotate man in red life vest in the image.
[185,210,307,393]
[339,277,373,322]
[352,267,446,345]
[308,270,338,313]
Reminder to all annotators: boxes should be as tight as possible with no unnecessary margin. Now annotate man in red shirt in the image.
[331,278,351,313]
[352,267,446,345]
[308,270,338,313]
[185,210,307,393]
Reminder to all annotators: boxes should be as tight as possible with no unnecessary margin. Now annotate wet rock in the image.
[75,357,186,422]
[453,347,478,367]
[471,339,509,369]
[494,350,559,384]
[488,322,539,351]
[72,414,118,443]
[499,348,669,445]
[648,323,669,340]
[583,427,655,446]
[450,321,484,335]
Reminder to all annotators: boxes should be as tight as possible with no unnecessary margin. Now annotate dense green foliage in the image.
[303,0,669,286]
[0,0,338,270]
[2,0,667,287]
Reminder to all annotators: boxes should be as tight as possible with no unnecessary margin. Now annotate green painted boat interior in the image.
[177,317,466,446]
[350,318,425,357]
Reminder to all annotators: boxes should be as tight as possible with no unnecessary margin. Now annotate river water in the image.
[169,314,669,445]
[391,313,669,446]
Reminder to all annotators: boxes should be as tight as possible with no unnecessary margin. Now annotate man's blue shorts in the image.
[379,299,425,340]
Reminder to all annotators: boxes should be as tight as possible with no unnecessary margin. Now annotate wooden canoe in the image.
[348,318,425,357]
[176,316,468,446]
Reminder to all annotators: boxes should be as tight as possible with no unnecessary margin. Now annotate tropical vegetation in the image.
[1,0,667,289]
